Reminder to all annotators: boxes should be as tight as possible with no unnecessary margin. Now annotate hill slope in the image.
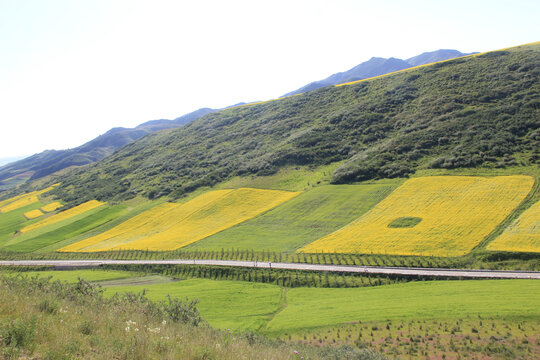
[0,108,215,190]
[283,49,473,97]
[28,43,540,205]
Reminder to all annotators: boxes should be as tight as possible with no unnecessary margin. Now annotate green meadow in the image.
[266,280,540,334]
[103,278,283,332]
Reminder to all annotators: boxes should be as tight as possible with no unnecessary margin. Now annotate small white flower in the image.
[134,328,139,332]
[125,327,130,332]
[162,320,167,325]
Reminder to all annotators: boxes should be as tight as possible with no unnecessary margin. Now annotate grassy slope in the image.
[0,206,126,253]
[266,280,540,334]
[103,278,282,332]
[189,181,400,252]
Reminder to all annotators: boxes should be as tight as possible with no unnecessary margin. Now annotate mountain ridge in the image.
[282,49,475,97]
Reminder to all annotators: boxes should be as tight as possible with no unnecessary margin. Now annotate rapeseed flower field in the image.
[487,200,540,253]
[41,201,63,212]
[60,188,299,252]
[20,200,105,234]
[23,209,44,219]
[299,176,533,256]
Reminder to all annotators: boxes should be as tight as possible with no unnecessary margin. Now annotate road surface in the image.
[0,259,538,279]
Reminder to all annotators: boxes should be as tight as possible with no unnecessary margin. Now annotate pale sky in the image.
[0,0,538,159]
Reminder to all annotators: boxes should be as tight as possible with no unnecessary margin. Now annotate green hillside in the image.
[36,42,539,206]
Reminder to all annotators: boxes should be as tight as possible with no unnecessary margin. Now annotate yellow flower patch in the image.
[41,202,64,212]
[487,200,540,253]
[299,176,533,257]
[0,184,58,213]
[23,209,44,220]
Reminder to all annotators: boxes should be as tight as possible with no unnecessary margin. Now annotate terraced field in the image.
[20,200,105,234]
[487,200,540,253]
[0,184,57,213]
[189,182,398,252]
[300,176,534,256]
[0,205,126,253]
[60,188,299,252]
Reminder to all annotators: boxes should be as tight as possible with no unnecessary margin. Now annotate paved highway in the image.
[0,259,538,279]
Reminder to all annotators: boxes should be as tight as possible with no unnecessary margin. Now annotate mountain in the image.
[283,49,472,97]
[0,108,216,190]
[405,49,471,67]
[43,43,538,206]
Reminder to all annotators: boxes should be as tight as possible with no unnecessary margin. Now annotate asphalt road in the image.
[0,259,538,279]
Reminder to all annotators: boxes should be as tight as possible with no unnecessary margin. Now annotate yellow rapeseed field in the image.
[0,185,58,213]
[60,188,300,252]
[41,202,64,212]
[20,200,105,234]
[299,176,533,257]
[23,209,44,219]
[486,200,540,253]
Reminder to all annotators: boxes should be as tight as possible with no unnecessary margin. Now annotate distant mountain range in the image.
[282,49,474,97]
[0,108,216,189]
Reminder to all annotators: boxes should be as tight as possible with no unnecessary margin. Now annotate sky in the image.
[0,0,538,160]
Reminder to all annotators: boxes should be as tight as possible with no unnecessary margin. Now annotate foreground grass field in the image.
[301,176,534,256]
[61,188,299,252]
[103,278,283,332]
[189,182,399,252]
[4,269,538,359]
[1,269,134,283]
[1,274,348,360]
[265,279,540,334]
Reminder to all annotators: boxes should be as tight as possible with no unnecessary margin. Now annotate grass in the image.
[2,269,537,359]
[265,280,540,334]
[0,269,134,283]
[387,217,422,228]
[104,278,283,332]
[300,176,534,256]
[189,181,399,252]
[216,163,342,192]
[0,274,346,360]
[0,206,126,253]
